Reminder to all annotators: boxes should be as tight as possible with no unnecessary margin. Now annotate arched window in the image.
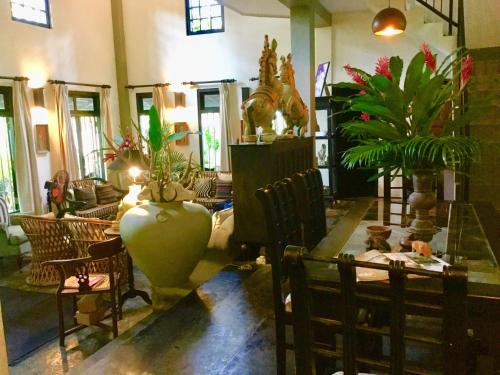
[185,0,224,36]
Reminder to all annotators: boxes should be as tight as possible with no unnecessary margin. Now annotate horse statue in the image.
[279,53,309,136]
[241,35,283,142]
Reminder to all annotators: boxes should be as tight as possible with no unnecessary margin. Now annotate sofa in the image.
[0,196,29,268]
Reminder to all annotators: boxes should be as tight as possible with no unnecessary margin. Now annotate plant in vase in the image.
[334,43,480,241]
[117,105,212,308]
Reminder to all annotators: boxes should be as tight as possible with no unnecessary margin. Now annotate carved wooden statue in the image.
[279,53,309,136]
[241,35,283,142]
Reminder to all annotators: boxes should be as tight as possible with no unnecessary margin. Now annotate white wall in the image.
[123,0,331,163]
[465,0,500,49]
[0,0,118,204]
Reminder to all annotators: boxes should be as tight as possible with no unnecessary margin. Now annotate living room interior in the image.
[0,0,499,374]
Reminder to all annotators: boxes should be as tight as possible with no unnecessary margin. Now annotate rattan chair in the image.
[19,215,76,286]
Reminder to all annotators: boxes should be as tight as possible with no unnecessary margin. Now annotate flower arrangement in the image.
[334,43,479,178]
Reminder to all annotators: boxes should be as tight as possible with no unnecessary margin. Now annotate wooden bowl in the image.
[366,225,392,240]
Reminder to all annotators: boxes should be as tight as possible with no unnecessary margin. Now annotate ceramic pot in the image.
[407,170,438,241]
[120,201,211,307]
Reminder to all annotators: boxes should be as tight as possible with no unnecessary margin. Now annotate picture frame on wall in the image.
[174,122,190,146]
[315,62,330,97]
[35,124,50,153]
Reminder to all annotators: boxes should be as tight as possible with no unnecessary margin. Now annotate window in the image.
[68,92,104,179]
[0,87,18,212]
[197,89,221,171]
[136,92,153,149]
[185,0,224,36]
[11,0,51,28]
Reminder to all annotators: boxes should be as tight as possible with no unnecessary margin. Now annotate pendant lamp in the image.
[372,0,407,36]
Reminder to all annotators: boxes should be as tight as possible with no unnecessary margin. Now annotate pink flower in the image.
[375,56,392,81]
[461,55,473,87]
[420,42,436,72]
[360,112,370,122]
[344,64,367,86]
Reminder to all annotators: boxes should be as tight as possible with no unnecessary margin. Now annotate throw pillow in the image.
[73,187,98,210]
[215,175,232,198]
[95,184,119,205]
[194,177,213,198]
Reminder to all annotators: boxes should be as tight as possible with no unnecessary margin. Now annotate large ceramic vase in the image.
[120,201,211,309]
[407,170,438,242]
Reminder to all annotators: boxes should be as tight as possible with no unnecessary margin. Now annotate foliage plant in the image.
[334,43,480,179]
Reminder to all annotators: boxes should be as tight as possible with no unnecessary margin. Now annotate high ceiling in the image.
[221,0,369,18]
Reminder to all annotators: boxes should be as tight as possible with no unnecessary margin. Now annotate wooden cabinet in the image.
[230,137,313,246]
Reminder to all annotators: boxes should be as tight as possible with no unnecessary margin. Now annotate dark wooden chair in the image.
[284,246,472,375]
[255,178,302,375]
[43,236,124,346]
[291,168,327,250]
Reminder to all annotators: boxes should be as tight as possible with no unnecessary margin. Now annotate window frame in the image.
[10,0,52,29]
[0,86,19,212]
[68,91,104,179]
[197,88,221,171]
[185,0,225,36]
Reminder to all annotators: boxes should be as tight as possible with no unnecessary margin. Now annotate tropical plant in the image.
[334,43,481,179]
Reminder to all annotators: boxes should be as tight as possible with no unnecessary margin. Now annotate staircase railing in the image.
[415,0,465,47]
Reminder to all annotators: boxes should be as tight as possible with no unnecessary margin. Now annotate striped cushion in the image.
[194,177,214,198]
[215,179,232,198]
[0,197,9,230]
[95,184,119,205]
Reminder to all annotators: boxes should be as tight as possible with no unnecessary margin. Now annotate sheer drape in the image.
[100,86,113,138]
[12,80,42,214]
[152,85,169,125]
[53,83,80,179]
[219,83,233,171]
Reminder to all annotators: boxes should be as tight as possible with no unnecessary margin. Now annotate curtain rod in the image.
[0,75,29,81]
[48,79,111,89]
[182,79,236,85]
[126,83,170,89]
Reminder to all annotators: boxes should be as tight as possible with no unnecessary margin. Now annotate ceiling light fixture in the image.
[372,0,407,36]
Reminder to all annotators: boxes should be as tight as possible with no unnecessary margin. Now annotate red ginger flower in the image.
[375,56,392,81]
[420,42,436,72]
[344,64,367,86]
[360,112,371,122]
[461,55,473,87]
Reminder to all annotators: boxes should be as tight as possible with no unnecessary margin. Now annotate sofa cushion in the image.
[6,225,28,245]
[95,184,119,205]
[215,176,232,198]
[194,177,214,198]
[74,187,98,209]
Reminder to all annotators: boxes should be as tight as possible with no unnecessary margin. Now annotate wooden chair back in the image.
[284,246,469,375]
[19,215,76,285]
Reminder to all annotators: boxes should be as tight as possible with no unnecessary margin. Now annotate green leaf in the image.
[411,75,444,132]
[148,105,163,152]
[389,56,403,85]
[403,52,425,105]
[167,131,190,143]
[350,102,400,124]
[369,75,392,92]
[341,120,402,141]
[332,82,367,91]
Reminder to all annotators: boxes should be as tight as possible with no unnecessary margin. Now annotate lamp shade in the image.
[372,7,407,36]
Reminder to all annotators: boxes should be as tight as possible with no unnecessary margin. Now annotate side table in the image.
[104,227,152,306]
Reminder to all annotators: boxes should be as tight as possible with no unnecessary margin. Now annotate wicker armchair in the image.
[192,171,232,210]
[19,215,76,286]
[61,218,128,283]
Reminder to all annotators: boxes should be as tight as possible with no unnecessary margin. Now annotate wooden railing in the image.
[415,0,465,47]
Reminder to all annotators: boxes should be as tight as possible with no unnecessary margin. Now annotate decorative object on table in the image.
[315,61,330,97]
[241,35,283,143]
[411,240,433,257]
[119,105,211,308]
[279,53,309,137]
[334,43,479,241]
[34,124,50,153]
[317,143,327,166]
[372,0,407,36]
[365,225,392,252]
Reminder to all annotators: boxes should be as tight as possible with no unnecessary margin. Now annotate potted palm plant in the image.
[334,43,479,240]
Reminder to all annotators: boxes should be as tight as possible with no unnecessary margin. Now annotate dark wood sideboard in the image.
[230,137,313,248]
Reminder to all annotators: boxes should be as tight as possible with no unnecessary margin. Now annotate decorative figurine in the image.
[241,35,283,143]
[317,144,327,166]
[279,53,309,136]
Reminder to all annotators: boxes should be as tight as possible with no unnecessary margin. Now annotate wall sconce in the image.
[31,87,49,125]
[174,92,185,108]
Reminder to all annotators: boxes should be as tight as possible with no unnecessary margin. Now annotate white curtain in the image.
[219,83,232,171]
[12,80,42,214]
[53,83,80,179]
[100,86,113,138]
[152,85,169,125]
